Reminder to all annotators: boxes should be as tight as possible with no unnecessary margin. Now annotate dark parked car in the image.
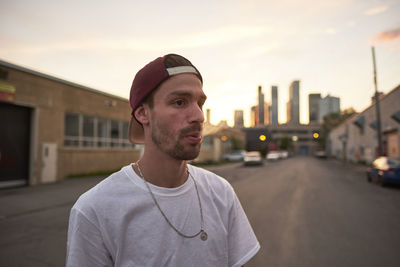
[367,157,400,186]
[314,150,327,159]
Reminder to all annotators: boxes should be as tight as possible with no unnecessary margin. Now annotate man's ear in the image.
[134,105,150,126]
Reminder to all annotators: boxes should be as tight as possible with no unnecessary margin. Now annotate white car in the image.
[244,152,263,166]
[266,151,280,161]
[222,151,246,162]
[279,151,289,159]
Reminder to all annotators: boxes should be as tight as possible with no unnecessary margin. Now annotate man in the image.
[66,54,260,266]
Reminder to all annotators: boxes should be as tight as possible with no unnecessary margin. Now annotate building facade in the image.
[234,110,244,128]
[287,80,300,125]
[250,103,269,127]
[308,93,321,124]
[319,95,340,122]
[271,85,278,125]
[268,124,321,155]
[329,84,400,163]
[258,85,265,125]
[0,60,141,188]
[244,124,321,155]
[197,123,245,162]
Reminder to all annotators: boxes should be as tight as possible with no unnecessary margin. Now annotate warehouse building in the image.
[329,84,400,163]
[0,60,141,188]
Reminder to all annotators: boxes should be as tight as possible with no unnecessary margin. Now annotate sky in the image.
[1,0,399,126]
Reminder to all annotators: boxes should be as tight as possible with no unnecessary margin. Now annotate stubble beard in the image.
[151,119,202,161]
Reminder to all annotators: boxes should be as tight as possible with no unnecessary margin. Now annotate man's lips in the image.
[185,132,202,143]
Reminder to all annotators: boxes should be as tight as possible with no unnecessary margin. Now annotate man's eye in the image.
[174,100,185,106]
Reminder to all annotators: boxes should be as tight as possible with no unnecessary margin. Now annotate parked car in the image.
[266,151,280,161]
[244,151,263,166]
[367,157,400,186]
[222,150,246,162]
[314,150,327,159]
[279,150,289,159]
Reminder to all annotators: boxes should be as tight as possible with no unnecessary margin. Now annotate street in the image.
[1,156,400,266]
[212,157,400,267]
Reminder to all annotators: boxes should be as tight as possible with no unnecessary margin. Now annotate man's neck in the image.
[134,150,189,188]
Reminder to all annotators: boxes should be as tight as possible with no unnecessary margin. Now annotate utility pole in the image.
[371,46,383,157]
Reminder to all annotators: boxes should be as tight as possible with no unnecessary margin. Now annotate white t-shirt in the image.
[67,164,260,267]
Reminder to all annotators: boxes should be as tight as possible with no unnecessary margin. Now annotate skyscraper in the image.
[271,85,278,125]
[308,93,321,124]
[258,85,264,125]
[206,109,211,124]
[319,95,340,122]
[287,80,300,124]
[234,110,244,128]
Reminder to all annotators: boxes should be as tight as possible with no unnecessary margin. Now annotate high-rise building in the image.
[308,93,321,124]
[263,103,270,125]
[250,103,269,127]
[287,80,300,124]
[319,95,340,122]
[234,110,244,128]
[206,109,211,124]
[250,106,258,127]
[258,86,264,125]
[271,86,278,125]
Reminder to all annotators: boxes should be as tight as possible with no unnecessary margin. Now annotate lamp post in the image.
[371,46,383,157]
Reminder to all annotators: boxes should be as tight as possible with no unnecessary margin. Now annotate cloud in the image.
[373,28,400,42]
[0,25,272,55]
[364,5,388,15]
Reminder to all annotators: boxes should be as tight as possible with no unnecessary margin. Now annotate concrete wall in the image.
[59,149,140,178]
[2,61,140,185]
[329,85,400,164]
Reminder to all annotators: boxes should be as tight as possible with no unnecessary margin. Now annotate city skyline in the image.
[232,84,341,128]
[1,0,399,126]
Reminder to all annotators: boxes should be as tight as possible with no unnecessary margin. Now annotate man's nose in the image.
[189,103,204,124]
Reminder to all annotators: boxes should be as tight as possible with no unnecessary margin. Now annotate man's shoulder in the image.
[188,164,234,194]
[72,165,132,211]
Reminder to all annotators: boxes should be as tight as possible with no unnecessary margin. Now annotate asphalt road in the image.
[0,157,399,266]
[211,156,400,267]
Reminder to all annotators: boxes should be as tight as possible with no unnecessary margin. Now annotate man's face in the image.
[147,73,206,160]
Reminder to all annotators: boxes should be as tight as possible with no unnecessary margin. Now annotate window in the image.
[353,116,365,135]
[110,120,120,147]
[202,136,213,150]
[83,116,95,147]
[64,113,79,146]
[122,122,130,147]
[97,118,108,147]
[64,112,132,149]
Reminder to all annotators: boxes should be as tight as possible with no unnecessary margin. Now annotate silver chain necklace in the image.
[135,162,208,241]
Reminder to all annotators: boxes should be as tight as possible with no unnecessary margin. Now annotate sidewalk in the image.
[0,175,105,267]
[0,175,105,219]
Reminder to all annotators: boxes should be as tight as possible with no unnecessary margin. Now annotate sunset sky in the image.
[1,0,399,126]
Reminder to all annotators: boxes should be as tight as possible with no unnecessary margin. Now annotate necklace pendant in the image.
[200,231,208,241]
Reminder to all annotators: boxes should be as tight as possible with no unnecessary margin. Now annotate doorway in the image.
[0,102,31,187]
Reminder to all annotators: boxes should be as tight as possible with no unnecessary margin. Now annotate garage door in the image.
[0,102,31,187]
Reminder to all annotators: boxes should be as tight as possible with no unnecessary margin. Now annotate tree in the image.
[230,137,244,150]
[279,136,292,150]
[319,108,356,149]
